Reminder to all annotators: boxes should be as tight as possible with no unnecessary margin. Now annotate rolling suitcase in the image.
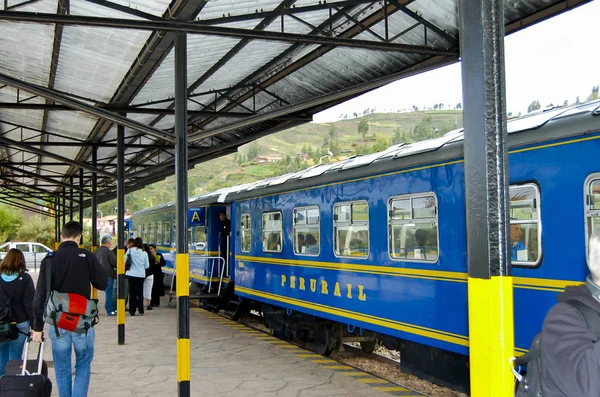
[0,337,52,396]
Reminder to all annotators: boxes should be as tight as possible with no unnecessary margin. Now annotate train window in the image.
[294,206,320,255]
[263,212,282,252]
[156,223,162,245]
[241,214,251,253]
[509,184,541,266]
[388,193,438,262]
[164,222,171,246]
[149,224,155,245]
[141,224,146,242]
[585,175,600,253]
[334,201,369,258]
[172,221,176,248]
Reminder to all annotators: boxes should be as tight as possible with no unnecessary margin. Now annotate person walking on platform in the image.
[142,244,154,311]
[32,221,108,397]
[149,244,166,307]
[0,249,34,375]
[95,234,117,316]
[125,237,149,316]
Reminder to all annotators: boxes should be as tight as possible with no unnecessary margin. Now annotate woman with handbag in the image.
[0,249,34,375]
[124,238,149,316]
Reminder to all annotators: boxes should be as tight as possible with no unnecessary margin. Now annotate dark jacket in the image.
[95,245,117,279]
[32,241,108,332]
[540,282,600,396]
[0,272,35,324]
[153,253,166,276]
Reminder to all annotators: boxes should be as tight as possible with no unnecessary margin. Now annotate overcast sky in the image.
[313,1,600,122]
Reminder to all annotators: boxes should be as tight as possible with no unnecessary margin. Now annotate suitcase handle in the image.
[21,334,45,376]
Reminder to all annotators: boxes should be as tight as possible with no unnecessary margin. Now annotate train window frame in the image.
[164,222,171,246]
[262,211,283,253]
[509,183,542,267]
[293,206,320,256]
[240,213,251,253]
[387,193,439,263]
[585,173,600,258]
[333,200,369,259]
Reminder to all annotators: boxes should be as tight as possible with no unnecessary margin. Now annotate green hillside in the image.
[104,110,463,215]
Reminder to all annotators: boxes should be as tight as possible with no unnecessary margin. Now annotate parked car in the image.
[0,242,53,270]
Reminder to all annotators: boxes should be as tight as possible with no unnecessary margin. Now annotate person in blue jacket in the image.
[124,237,149,316]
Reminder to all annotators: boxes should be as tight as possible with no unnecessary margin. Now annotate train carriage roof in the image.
[181,100,600,207]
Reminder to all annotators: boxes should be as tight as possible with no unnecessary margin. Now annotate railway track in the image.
[232,311,468,397]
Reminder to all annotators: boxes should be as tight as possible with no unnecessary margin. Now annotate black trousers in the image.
[127,276,145,315]
[150,272,164,307]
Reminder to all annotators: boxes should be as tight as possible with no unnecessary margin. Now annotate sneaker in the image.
[147,305,153,310]
[106,312,116,317]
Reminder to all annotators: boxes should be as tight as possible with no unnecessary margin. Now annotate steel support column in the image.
[92,147,98,253]
[459,0,514,395]
[79,169,85,248]
[174,32,190,397]
[116,124,126,345]
[55,196,60,248]
[62,187,66,227]
[69,178,74,222]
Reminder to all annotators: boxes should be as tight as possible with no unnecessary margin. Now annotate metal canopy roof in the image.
[0,0,589,215]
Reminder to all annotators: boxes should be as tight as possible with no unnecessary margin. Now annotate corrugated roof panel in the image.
[0,0,55,85]
[53,1,153,102]
[133,33,243,105]
[263,9,332,35]
[365,9,455,48]
[407,0,458,36]
[0,88,46,132]
[192,41,292,98]
[267,46,413,104]
[46,111,98,141]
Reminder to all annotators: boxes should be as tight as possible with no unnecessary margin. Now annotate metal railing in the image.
[168,256,227,304]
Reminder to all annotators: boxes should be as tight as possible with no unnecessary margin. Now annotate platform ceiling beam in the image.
[0,73,175,142]
[0,11,459,56]
[0,135,114,178]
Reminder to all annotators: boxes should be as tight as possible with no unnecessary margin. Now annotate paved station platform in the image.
[29,275,425,396]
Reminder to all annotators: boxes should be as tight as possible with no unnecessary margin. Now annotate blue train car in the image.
[131,101,600,389]
[131,202,231,293]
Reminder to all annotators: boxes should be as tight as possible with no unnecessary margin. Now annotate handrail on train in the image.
[168,255,227,305]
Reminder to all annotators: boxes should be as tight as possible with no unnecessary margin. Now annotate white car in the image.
[0,242,53,269]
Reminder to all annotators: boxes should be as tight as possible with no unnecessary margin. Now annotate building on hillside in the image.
[252,156,283,163]
[296,153,309,162]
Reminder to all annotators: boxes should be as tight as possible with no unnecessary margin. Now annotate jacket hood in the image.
[558,284,600,312]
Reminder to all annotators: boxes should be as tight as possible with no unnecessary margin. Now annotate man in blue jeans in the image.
[95,234,117,316]
[32,221,107,397]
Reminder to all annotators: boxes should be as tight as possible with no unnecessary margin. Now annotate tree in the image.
[246,143,261,161]
[372,137,391,153]
[576,96,581,105]
[392,127,403,145]
[357,119,369,140]
[456,102,462,110]
[0,205,23,243]
[587,85,599,102]
[527,100,541,113]
[14,216,55,248]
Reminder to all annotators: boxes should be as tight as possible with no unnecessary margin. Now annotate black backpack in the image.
[0,276,22,342]
[512,300,600,396]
